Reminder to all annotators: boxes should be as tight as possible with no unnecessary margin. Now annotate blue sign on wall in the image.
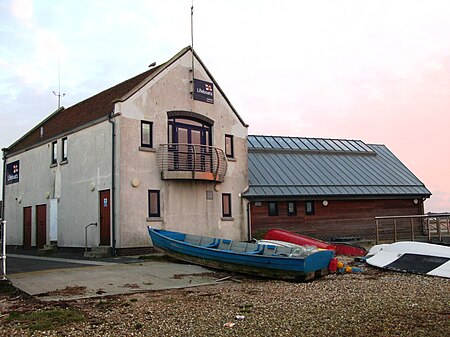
[193,78,214,104]
[6,160,20,185]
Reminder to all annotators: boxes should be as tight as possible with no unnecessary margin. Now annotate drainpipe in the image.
[108,113,117,256]
[1,148,7,220]
[247,201,252,242]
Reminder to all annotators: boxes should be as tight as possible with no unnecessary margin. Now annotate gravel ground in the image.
[0,264,449,337]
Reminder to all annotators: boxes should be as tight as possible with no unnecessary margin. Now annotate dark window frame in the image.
[225,134,234,158]
[62,137,68,161]
[287,201,297,216]
[141,121,153,148]
[148,190,161,217]
[51,141,58,164]
[268,201,278,216]
[305,201,315,215]
[222,193,232,217]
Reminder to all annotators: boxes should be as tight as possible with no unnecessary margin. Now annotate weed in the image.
[0,280,18,295]
[240,303,254,313]
[7,308,85,331]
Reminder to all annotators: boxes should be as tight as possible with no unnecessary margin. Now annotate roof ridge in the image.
[248,134,365,143]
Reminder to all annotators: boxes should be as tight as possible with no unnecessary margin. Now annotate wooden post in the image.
[427,217,431,242]
[410,218,414,241]
[375,218,379,244]
[393,219,397,242]
[437,217,442,242]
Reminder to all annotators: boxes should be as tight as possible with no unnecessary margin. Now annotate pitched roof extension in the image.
[245,135,431,199]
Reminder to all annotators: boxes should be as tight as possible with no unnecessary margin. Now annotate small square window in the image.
[225,134,234,158]
[222,193,232,217]
[148,190,160,217]
[305,201,315,215]
[141,121,153,148]
[51,141,58,164]
[62,137,68,161]
[287,201,297,216]
[268,201,278,216]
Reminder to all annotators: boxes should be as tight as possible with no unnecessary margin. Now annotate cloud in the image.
[11,0,33,21]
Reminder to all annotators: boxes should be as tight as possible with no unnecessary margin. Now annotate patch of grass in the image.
[239,303,254,313]
[7,308,86,331]
[138,254,170,261]
[0,280,17,295]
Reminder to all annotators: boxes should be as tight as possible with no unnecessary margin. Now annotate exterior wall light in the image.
[131,177,140,187]
[322,200,329,206]
[413,199,419,204]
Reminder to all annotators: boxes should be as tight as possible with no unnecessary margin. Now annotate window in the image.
[148,190,160,217]
[225,134,234,158]
[141,121,153,148]
[222,193,232,217]
[268,201,278,216]
[51,141,58,164]
[62,137,68,161]
[305,201,315,215]
[287,201,297,216]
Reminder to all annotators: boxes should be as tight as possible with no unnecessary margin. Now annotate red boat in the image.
[263,229,366,256]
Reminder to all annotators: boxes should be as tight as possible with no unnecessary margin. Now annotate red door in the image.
[23,207,32,249]
[99,190,111,246]
[36,204,47,248]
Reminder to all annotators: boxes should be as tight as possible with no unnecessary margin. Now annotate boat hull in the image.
[366,241,450,278]
[148,228,333,281]
[263,229,367,256]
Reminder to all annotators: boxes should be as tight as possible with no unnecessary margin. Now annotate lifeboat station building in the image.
[2,47,430,254]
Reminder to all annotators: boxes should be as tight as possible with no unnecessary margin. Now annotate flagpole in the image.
[191,1,195,98]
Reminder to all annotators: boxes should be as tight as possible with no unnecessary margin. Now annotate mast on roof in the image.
[52,54,65,109]
[190,0,195,98]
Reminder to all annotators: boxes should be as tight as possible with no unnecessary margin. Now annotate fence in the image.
[374,214,450,244]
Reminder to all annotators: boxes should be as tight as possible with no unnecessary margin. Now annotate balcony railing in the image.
[157,143,227,182]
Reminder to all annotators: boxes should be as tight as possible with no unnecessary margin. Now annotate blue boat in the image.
[147,227,334,281]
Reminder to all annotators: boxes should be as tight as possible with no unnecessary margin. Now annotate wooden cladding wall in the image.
[250,199,423,240]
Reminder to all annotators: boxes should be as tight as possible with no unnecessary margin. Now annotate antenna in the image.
[53,54,65,109]
[190,0,195,98]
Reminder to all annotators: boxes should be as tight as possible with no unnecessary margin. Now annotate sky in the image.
[1,0,449,212]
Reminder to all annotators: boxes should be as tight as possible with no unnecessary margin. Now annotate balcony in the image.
[157,144,227,182]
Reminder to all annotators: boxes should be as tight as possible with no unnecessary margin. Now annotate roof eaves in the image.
[4,106,65,154]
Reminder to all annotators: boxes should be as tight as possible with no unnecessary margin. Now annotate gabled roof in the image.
[245,135,431,199]
[7,65,161,155]
[6,46,247,156]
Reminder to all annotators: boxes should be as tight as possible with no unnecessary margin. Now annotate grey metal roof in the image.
[245,135,431,199]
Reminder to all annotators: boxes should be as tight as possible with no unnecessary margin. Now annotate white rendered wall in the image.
[4,121,112,247]
[116,50,249,248]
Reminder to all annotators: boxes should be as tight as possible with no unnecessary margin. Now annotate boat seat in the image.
[262,244,278,256]
[272,246,292,257]
[201,237,220,248]
[228,241,248,253]
[246,244,264,255]
[218,239,232,250]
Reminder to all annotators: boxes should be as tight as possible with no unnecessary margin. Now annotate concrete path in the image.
[7,256,219,301]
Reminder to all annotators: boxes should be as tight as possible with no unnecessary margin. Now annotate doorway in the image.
[36,204,47,248]
[168,117,212,172]
[23,206,32,249]
[99,190,111,246]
